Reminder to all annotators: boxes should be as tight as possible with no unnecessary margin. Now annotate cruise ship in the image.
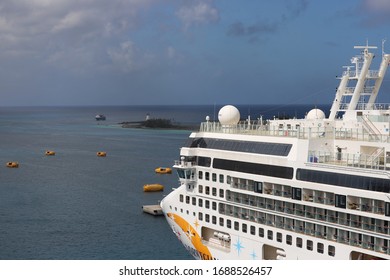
[160,43,390,260]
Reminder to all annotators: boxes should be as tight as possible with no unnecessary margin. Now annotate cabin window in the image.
[205,186,210,195]
[205,172,210,181]
[198,212,203,221]
[227,219,231,229]
[227,176,231,184]
[317,243,324,254]
[212,216,216,224]
[179,194,183,202]
[296,237,303,248]
[205,214,210,223]
[198,185,203,193]
[219,217,224,227]
[254,181,263,193]
[267,230,273,240]
[250,225,256,235]
[212,187,217,196]
[185,196,190,204]
[292,187,302,200]
[198,171,203,180]
[259,228,264,237]
[212,173,217,182]
[205,200,210,209]
[385,202,390,216]
[335,194,346,208]
[286,235,292,245]
[234,221,239,231]
[212,202,217,210]
[328,245,335,257]
[307,240,313,251]
[277,232,282,243]
[198,199,203,207]
[192,197,196,205]
[219,174,224,183]
[219,189,224,198]
[242,223,247,233]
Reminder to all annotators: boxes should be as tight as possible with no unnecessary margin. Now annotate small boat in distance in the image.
[95,114,106,121]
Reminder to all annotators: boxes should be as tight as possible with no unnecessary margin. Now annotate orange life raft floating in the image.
[6,162,19,168]
[97,151,107,157]
[155,167,172,174]
[45,150,55,156]
[143,184,164,192]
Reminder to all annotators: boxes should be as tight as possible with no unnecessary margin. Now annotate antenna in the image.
[354,40,377,54]
[382,38,386,57]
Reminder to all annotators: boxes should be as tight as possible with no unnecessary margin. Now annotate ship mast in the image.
[329,42,390,120]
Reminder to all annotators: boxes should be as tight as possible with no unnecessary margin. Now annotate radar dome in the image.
[306,108,325,120]
[218,105,240,125]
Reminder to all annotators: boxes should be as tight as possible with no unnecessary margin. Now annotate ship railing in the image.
[334,127,390,143]
[308,150,387,170]
[199,121,390,142]
[220,199,390,255]
[199,121,327,139]
[335,103,390,111]
[343,86,375,95]
[342,70,379,78]
[173,160,196,168]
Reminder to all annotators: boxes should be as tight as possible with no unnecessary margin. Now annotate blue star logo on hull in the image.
[250,250,258,259]
[233,237,244,256]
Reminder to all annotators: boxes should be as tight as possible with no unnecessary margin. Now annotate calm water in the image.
[0,104,328,260]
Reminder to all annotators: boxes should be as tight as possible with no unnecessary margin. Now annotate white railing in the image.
[338,103,390,111]
[307,150,387,170]
[199,121,325,139]
[199,121,390,143]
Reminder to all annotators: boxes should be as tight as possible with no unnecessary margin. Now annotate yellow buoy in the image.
[143,184,164,192]
[45,150,55,156]
[97,151,107,157]
[6,162,19,168]
[155,167,172,174]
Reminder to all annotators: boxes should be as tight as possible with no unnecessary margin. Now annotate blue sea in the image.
[0,104,328,260]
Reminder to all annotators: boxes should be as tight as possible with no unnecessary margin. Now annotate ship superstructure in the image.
[160,43,390,260]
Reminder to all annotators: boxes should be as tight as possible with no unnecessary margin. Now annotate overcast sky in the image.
[0,0,389,106]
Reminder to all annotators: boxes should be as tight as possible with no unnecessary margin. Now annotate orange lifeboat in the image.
[6,162,19,168]
[143,184,164,192]
[45,150,55,156]
[155,167,172,174]
[97,151,107,157]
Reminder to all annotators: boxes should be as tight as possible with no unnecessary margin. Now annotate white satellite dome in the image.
[218,105,240,125]
[306,108,325,120]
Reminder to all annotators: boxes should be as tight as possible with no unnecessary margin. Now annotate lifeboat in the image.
[155,167,172,174]
[97,151,107,157]
[143,184,164,192]
[6,162,19,168]
[45,150,55,156]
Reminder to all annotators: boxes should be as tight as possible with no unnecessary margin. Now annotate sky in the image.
[0,0,390,106]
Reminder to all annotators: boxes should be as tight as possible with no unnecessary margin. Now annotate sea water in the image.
[0,104,327,259]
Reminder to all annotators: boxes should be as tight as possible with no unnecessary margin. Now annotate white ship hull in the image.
[161,43,390,260]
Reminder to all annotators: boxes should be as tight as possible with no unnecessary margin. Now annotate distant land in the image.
[119,118,196,130]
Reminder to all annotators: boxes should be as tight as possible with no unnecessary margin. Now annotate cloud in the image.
[0,0,153,61]
[176,1,219,30]
[107,41,154,73]
[227,0,308,42]
[358,0,390,27]
[227,21,278,37]
[51,10,89,33]
[284,0,308,19]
